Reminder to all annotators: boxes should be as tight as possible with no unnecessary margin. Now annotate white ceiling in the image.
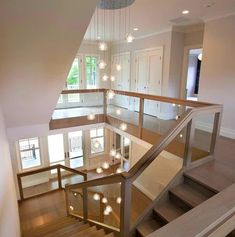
[85,0,235,41]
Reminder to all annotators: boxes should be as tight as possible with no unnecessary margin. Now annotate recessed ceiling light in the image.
[182,10,189,15]
[133,27,139,31]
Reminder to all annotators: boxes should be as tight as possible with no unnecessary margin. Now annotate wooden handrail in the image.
[65,173,125,190]
[17,164,87,200]
[17,164,87,178]
[60,88,215,107]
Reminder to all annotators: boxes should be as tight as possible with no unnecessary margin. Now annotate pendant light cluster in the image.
[92,192,122,216]
[96,131,123,175]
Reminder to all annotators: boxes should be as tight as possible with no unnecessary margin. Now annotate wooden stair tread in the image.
[154,200,186,223]
[184,161,235,193]
[44,222,88,237]
[70,225,97,237]
[137,219,162,237]
[29,217,78,236]
[88,229,106,237]
[170,183,209,208]
[105,233,115,237]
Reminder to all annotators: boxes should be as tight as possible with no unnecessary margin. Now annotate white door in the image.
[134,52,149,111]
[134,48,163,116]
[145,50,162,116]
[111,53,130,109]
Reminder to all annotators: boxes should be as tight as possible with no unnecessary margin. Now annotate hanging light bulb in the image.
[116,109,121,115]
[87,113,95,121]
[115,152,121,159]
[126,33,134,43]
[110,75,115,82]
[96,167,103,174]
[116,197,122,204]
[98,60,107,69]
[102,162,110,170]
[110,149,116,157]
[179,134,183,138]
[99,41,108,51]
[69,206,74,211]
[94,140,100,149]
[101,197,108,204]
[73,192,77,197]
[116,167,123,174]
[116,64,122,71]
[120,123,127,131]
[106,90,115,100]
[93,193,101,201]
[105,205,113,213]
[102,74,109,81]
[198,53,203,61]
[104,209,110,216]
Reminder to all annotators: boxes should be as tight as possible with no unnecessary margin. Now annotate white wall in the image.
[199,15,235,138]
[0,104,20,237]
[0,0,97,129]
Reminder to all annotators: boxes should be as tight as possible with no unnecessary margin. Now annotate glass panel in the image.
[107,95,140,132]
[143,101,188,138]
[68,131,83,158]
[19,137,41,170]
[192,112,215,161]
[85,56,98,89]
[48,134,65,163]
[66,58,80,90]
[53,92,104,120]
[60,170,85,188]
[21,168,58,198]
[87,183,121,229]
[67,188,84,217]
[129,124,187,224]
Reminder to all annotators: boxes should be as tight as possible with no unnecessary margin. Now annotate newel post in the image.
[138,98,144,139]
[120,179,132,237]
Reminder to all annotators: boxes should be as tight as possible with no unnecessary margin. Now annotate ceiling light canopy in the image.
[98,0,135,9]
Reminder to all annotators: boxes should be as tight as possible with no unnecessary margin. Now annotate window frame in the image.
[17,137,43,172]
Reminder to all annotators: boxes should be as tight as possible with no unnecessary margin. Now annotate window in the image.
[90,128,105,155]
[85,56,98,89]
[19,137,41,170]
[66,57,81,103]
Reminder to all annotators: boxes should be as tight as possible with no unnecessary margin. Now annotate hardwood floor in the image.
[185,136,235,192]
[19,190,67,235]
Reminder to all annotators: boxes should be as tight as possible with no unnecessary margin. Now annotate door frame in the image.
[180,44,203,99]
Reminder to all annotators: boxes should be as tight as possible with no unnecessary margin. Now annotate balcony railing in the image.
[49,88,223,237]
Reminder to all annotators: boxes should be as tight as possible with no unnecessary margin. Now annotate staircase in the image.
[136,171,217,236]
[24,216,115,237]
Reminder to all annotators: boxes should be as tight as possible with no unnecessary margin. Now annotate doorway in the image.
[182,47,203,101]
